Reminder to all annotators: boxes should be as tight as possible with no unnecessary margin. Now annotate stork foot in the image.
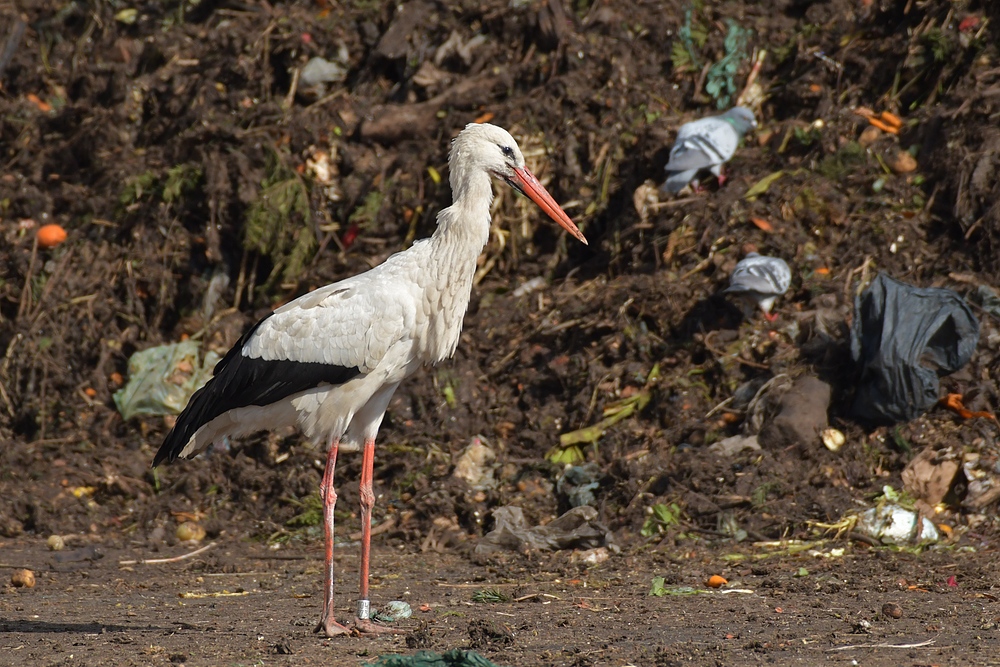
[315,618,352,637]
[762,311,779,323]
[354,617,407,635]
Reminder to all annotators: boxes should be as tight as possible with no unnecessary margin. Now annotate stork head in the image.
[450,122,588,245]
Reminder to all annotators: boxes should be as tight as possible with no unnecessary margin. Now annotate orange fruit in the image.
[37,224,67,248]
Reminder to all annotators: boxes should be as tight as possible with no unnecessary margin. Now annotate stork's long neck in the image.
[420,167,494,361]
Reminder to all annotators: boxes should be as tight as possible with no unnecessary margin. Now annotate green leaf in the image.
[641,502,682,537]
[442,382,456,407]
[472,588,509,603]
[115,8,138,24]
[649,576,667,597]
[744,171,785,200]
[546,444,585,465]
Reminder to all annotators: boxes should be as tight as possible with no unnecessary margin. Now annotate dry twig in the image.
[119,541,217,566]
[827,638,936,651]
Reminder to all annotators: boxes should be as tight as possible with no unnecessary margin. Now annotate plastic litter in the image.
[707,434,761,457]
[571,546,610,565]
[555,463,602,508]
[113,341,219,421]
[901,447,963,506]
[971,284,1000,319]
[475,506,618,555]
[366,649,504,667]
[856,503,939,545]
[452,436,496,490]
[372,601,412,624]
[300,46,349,94]
[850,273,979,424]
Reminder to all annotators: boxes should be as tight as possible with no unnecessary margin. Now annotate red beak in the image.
[512,166,588,245]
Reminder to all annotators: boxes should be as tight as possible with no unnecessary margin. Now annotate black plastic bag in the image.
[850,273,979,424]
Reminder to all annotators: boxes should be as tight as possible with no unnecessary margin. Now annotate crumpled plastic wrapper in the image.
[556,463,602,508]
[850,273,979,424]
[474,506,619,555]
[113,340,219,421]
[856,503,940,545]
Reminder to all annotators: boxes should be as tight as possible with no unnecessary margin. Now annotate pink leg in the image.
[354,438,404,634]
[315,440,350,637]
[716,166,728,188]
[763,311,779,323]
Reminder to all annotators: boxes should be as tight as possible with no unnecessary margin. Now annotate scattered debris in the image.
[46,535,65,551]
[882,602,903,619]
[938,394,999,425]
[176,521,206,544]
[11,569,35,588]
[827,639,936,652]
[858,125,882,147]
[179,590,251,599]
[36,223,67,248]
[303,145,343,204]
[53,545,103,564]
[113,341,220,421]
[744,170,785,200]
[856,488,940,545]
[821,428,845,452]
[571,546,610,566]
[706,575,727,588]
[511,276,546,298]
[649,576,752,597]
[471,588,509,604]
[365,649,505,667]
[759,375,831,448]
[434,31,487,67]
[854,108,904,135]
[649,576,669,596]
[902,448,963,506]
[550,365,658,463]
[555,463,602,509]
[118,541,217,566]
[373,601,413,623]
[970,284,1000,319]
[640,502,682,537]
[707,434,761,457]
[475,506,618,555]
[890,150,918,174]
[452,436,496,490]
[299,49,349,96]
[467,619,514,650]
[271,638,294,655]
[850,273,979,424]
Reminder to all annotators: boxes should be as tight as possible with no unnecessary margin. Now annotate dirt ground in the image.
[2,0,1000,664]
[2,538,1000,667]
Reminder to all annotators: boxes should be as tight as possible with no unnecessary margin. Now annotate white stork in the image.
[152,122,588,636]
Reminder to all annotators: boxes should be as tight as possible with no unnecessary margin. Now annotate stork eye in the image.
[500,145,515,160]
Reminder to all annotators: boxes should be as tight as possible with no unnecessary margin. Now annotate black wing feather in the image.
[152,313,361,466]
